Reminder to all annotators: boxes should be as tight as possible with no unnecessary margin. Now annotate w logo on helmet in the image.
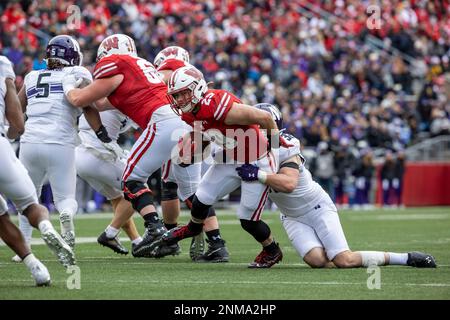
[185,67,203,81]
[163,47,179,57]
[102,37,119,51]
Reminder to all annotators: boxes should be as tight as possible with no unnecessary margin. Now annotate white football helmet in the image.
[97,34,137,61]
[153,46,190,68]
[167,65,208,114]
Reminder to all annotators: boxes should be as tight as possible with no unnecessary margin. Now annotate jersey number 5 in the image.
[136,59,163,85]
[36,73,51,98]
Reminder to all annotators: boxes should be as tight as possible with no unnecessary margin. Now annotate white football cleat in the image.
[11,254,22,263]
[30,260,51,287]
[41,228,76,268]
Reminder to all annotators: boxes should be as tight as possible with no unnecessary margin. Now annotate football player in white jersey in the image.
[76,110,142,254]
[0,55,75,284]
[15,35,120,252]
[236,103,436,269]
[154,46,229,262]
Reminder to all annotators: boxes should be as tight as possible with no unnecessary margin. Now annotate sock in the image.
[19,213,33,244]
[164,223,178,230]
[59,210,74,233]
[263,240,279,254]
[143,212,159,224]
[360,251,386,267]
[205,229,221,242]
[187,220,203,234]
[387,252,408,265]
[105,225,119,239]
[23,253,38,269]
[132,237,143,245]
[38,220,53,234]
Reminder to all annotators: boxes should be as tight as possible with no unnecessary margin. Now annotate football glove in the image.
[236,164,267,183]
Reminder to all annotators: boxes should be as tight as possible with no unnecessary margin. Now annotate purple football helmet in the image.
[254,103,283,130]
[46,35,82,66]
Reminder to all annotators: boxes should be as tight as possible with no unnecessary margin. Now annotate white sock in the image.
[132,237,143,245]
[23,253,38,270]
[387,252,408,265]
[38,220,54,234]
[359,251,386,267]
[19,213,33,244]
[59,210,74,233]
[105,225,119,239]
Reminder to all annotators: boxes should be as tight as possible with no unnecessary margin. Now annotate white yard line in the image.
[0,278,448,287]
[347,213,450,221]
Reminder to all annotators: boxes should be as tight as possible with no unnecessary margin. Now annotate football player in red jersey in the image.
[154,46,190,84]
[160,65,291,268]
[63,34,188,258]
[154,46,229,262]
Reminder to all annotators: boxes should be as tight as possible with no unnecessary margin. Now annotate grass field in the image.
[0,207,449,300]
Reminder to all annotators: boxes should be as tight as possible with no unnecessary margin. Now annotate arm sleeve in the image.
[93,57,120,79]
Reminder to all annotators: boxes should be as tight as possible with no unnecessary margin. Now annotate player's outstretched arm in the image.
[5,78,24,139]
[94,97,115,111]
[64,75,123,108]
[82,105,105,133]
[224,102,278,132]
[236,155,300,193]
[223,102,292,148]
[263,165,299,193]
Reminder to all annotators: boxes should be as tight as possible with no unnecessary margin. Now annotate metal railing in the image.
[405,135,450,162]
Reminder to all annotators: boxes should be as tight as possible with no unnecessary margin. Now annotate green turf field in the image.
[1,207,449,300]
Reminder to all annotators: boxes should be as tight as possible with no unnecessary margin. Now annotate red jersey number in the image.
[136,59,163,85]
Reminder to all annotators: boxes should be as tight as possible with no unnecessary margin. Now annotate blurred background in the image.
[1,0,449,212]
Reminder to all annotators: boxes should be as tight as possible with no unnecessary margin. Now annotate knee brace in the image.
[191,195,211,221]
[161,181,179,201]
[206,207,216,218]
[240,219,271,243]
[122,180,153,212]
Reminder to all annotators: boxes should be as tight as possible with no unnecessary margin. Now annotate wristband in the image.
[257,170,268,183]
[95,125,112,143]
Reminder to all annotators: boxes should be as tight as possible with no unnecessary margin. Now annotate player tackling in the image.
[236,103,437,269]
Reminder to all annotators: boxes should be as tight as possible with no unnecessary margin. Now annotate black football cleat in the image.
[131,221,168,258]
[407,252,437,268]
[248,243,283,268]
[97,231,128,255]
[149,241,181,258]
[195,239,229,263]
[189,232,205,261]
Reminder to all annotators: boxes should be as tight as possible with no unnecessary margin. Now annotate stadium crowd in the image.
[1,0,449,208]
